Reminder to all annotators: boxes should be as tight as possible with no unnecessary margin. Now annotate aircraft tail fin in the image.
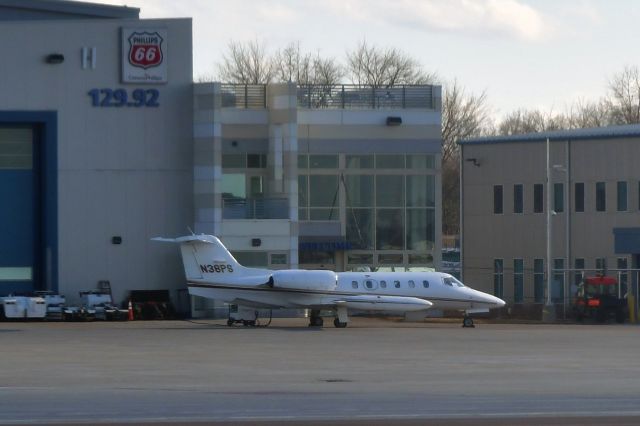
[152,235,255,281]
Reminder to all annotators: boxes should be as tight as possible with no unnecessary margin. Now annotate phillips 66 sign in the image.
[121,28,167,84]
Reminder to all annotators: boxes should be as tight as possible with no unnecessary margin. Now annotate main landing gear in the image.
[309,309,324,327]
[333,318,347,328]
[309,310,349,328]
[462,315,475,328]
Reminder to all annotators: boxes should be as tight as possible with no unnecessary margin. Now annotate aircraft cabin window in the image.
[423,280,429,288]
[352,281,358,289]
[409,280,415,288]
[380,280,387,288]
[443,276,465,287]
[394,280,401,288]
[365,280,374,289]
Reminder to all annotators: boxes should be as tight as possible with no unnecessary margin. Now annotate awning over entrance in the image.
[613,228,640,254]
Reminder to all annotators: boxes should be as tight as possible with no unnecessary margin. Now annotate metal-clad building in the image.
[0,0,193,305]
[460,124,640,312]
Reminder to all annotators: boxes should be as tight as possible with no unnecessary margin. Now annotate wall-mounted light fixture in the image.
[386,116,402,126]
[45,53,65,64]
[465,158,481,167]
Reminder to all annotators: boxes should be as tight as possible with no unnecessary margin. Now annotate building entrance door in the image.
[0,127,39,293]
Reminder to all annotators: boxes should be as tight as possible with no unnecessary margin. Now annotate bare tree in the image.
[273,43,343,86]
[273,42,313,84]
[345,40,437,87]
[608,65,640,124]
[312,55,343,86]
[217,40,274,84]
[566,98,611,129]
[441,80,490,164]
[441,80,490,234]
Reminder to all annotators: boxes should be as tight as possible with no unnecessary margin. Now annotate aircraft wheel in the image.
[333,318,347,328]
[462,316,475,328]
[309,316,323,327]
[227,319,234,327]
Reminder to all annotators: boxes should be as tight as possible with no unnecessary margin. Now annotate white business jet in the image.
[154,235,505,328]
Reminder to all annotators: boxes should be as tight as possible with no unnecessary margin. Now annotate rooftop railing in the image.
[220,84,266,108]
[219,84,437,110]
[297,84,436,109]
[222,197,289,219]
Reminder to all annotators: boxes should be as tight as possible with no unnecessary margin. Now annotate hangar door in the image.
[0,127,39,293]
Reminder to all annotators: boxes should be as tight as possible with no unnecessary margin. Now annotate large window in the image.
[618,257,628,297]
[514,259,524,303]
[553,183,564,213]
[346,155,373,169]
[617,181,627,212]
[513,184,523,214]
[345,175,374,207]
[574,258,585,287]
[493,259,504,298]
[533,184,543,213]
[376,209,404,249]
[553,258,565,303]
[534,259,544,303]
[376,175,404,207]
[595,182,606,212]
[308,175,340,220]
[406,175,434,207]
[574,182,584,212]
[346,209,373,249]
[406,209,434,251]
[493,185,503,214]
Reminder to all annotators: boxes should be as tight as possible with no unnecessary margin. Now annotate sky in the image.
[83,0,639,117]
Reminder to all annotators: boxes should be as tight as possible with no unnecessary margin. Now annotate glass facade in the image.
[298,153,437,270]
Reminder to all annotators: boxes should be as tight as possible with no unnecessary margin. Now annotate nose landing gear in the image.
[462,316,475,328]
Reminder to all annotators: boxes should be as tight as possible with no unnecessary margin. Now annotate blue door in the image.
[0,127,38,293]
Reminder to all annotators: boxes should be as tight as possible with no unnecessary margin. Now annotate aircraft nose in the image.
[493,296,506,307]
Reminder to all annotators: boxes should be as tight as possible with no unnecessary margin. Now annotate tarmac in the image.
[1,317,639,425]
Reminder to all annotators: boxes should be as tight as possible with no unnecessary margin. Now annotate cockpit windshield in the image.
[442,276,465,287]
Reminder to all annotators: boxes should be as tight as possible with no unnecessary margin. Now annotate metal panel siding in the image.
[0,19,193,304]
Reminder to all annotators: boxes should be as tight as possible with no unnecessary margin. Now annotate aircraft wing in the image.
[319,295,432,312]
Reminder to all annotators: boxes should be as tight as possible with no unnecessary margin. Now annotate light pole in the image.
[543,137,569,322]
[543,138,555,322]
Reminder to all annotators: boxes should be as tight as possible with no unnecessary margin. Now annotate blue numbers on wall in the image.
[88,88,160,108]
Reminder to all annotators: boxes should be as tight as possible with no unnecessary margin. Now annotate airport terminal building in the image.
[0,0,443,313]
[460,125,640,315]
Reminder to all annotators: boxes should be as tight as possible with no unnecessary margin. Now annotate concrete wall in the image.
[0,17,193,304]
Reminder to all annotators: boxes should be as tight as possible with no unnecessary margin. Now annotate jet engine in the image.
[269,270,338,291]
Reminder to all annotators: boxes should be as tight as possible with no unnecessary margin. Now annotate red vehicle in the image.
[574,276,626,323]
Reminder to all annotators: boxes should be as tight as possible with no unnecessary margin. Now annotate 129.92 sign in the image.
[88,88,160,108]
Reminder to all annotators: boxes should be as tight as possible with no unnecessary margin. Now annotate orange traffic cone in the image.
[128,300,134,321]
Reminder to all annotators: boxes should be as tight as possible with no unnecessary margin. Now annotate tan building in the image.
[460,125,640,313]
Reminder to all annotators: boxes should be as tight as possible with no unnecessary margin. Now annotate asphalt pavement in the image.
[1,318,639,425]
